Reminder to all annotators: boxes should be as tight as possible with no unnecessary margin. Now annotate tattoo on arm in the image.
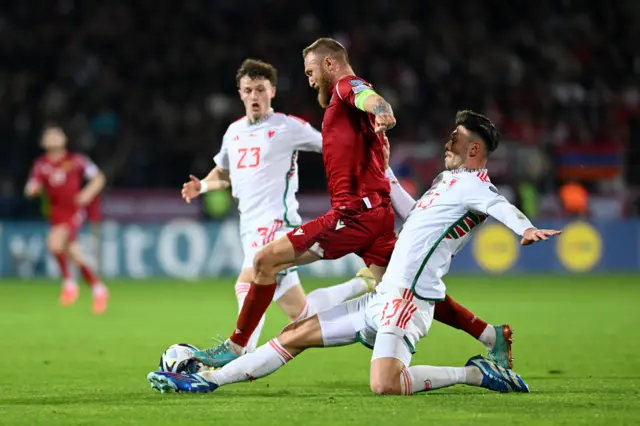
[372,99,392,115]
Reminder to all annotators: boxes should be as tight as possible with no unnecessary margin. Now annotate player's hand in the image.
[75,191,93,207]
[374,113,396,134]
[24,183,41,198]
[382,133,390,169]
[182,175,201,204]
[520,228,562,246]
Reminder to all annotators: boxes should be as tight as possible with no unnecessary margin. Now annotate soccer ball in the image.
[158,343,203,374]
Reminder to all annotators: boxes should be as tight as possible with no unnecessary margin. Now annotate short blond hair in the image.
[302,38,350,63]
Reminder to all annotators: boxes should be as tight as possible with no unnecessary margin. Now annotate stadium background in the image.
[0,0,638,278]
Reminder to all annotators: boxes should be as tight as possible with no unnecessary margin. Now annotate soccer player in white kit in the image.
[149,110,561,395]
[181,59,375,352]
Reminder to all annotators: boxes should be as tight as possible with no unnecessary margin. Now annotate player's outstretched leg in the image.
[434,295,513,368]
[67,241,109,314]
[193,236,320,367]
[47,225,78,306]
[148,314,324,393]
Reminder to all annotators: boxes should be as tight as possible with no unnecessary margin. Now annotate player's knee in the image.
[369,378,401,395]
[253,247,275,276]
[369,354,405,395]
[47,237,64,255]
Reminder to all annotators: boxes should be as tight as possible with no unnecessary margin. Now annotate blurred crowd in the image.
[1,0,639,218]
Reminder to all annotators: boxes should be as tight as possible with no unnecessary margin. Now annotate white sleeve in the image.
[463,180,534,236]
[213,133,230,169]
[462,179,508,215]
[486,202,534,236]
[79,155,99,179]
[385,167,416,222]
[287,115,322,153]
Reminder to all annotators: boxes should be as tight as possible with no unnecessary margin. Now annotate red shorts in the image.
[51,211,85,242]
[86,196,102,223]
[287,204,397,267]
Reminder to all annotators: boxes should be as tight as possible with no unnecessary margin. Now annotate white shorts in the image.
[317,287,435,367]
[240,219,300,301]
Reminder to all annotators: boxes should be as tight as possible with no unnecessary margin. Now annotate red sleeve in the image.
[334,77,374,108]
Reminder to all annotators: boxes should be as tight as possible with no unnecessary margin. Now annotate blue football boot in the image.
[147,371,218,393]
[465,355,530,393]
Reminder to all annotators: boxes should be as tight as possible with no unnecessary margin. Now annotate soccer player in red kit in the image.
[24,123,109,314]
[193,39,513,369]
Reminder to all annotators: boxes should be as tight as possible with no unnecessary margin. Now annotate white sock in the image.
[400,366,470,395]
[92,283,107,296]
[306,277,368,313]
[235,282,266,353]
[200,338,293,386]
[63,279,78,290]
[478,325,496,350]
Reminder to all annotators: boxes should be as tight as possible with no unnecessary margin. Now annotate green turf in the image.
[1,275,639,425]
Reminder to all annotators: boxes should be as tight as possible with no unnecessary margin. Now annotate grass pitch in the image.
[1,275,639,425]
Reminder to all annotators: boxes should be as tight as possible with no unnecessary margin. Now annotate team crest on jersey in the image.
[266,129,277,140]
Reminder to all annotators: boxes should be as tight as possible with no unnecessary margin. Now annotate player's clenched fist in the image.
[520,228,562,246]
[373,100,396,134]
[182,174,201,204]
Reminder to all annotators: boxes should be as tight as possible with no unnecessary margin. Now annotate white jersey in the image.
[214,110,322,230]
[380,168,509,300]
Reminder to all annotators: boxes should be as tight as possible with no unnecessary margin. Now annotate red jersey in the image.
[323,76,390,211]
[28,152,99,221]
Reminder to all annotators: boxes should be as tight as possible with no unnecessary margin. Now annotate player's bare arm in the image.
[363,94,396,133]
[182,167,230,203]
[24,180,41,198]
[76,171,106,207]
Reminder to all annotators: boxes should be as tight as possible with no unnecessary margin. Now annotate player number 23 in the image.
[237,147,261,169]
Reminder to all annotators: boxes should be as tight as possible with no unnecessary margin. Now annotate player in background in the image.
[181,59,376,353]
[25,123,109,314]
[193,39,514,370]
[148,110,561,395]
[86,195,102,272]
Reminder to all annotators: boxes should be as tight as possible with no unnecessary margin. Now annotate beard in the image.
[316,71,332,108]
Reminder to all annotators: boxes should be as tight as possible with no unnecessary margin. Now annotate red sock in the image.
[434,295,488,339]
[79,263,101,288]
[230,282,276,347]
[54,253,72,280]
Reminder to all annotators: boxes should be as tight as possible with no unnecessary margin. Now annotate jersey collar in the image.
[449,167,489,174]
[247,109,274,126]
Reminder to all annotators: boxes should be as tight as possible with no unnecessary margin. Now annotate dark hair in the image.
[236,59,277,87]
[455,110,500,154]
[42,121,65,133]
[302,38,350,63]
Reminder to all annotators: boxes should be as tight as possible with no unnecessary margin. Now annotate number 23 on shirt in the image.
[237,147,261,169]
